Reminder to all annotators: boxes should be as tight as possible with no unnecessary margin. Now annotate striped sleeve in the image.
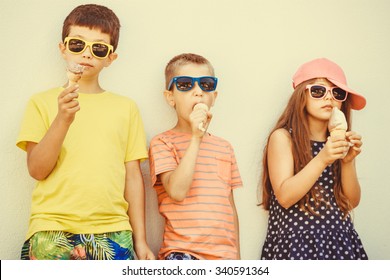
[229,142,243,189]
[148,135,179,186]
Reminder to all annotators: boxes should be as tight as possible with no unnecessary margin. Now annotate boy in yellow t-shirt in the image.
[16,4,154,260]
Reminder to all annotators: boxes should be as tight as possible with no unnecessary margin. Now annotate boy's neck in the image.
[171,124,190,134]
[171,121,194,134]
[171,123,210,137]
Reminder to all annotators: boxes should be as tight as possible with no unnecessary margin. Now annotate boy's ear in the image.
[59,42,67,58]
[164,90,175,107]
[210,91,218,107]
[104,52,118,67]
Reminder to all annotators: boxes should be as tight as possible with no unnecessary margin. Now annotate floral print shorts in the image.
[21,230,134,260]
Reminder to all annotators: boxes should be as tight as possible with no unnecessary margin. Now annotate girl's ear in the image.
[164,90,175,107]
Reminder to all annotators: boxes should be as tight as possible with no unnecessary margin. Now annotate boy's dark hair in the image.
[165,53,215,90]
[62,4,121,51]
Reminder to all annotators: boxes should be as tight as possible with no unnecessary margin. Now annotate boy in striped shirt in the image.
[149,53,242,260]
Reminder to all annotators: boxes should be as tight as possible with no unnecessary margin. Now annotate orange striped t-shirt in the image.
[149,130,242,260]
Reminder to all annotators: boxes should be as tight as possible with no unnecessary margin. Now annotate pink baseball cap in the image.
[292,58,366,110]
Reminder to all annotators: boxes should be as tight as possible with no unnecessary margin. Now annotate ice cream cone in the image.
[66,62,84,87]
[328,107,349,158]
[330,129,346,139]
[67,72,82,87]
[328,107,347,139]
[193,103,209,132]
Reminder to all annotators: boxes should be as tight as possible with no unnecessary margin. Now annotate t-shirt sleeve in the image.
[16,97,48,151]
[229,143,243,190]
[148,135,179,187]
[125,101,148,162]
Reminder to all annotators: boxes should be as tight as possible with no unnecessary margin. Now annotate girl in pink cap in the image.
[260,58,368,259]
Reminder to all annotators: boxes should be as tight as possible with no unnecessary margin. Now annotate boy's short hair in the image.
[62,4,121,51]
[165,53,215,90]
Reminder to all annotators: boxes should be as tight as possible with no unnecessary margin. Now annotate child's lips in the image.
[80,63,93,68]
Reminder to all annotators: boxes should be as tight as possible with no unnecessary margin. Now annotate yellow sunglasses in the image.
[64,37,113,59]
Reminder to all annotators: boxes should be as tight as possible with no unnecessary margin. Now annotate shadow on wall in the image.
[141,160,164,257]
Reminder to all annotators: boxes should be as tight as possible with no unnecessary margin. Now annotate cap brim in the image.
[328,78,366,110]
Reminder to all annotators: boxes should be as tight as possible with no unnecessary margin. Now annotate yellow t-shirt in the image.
[16,87,148,240]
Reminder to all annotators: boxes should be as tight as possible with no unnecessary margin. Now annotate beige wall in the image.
[1,0,389,259]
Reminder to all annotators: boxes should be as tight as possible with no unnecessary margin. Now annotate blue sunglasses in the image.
[168,76,218,92]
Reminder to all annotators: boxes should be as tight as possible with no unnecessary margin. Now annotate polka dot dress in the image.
[261,141,368,260]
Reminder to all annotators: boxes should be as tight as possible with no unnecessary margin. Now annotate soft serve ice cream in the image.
[193,103,209,132]
[328,107,347,139]
[328,107,351,158]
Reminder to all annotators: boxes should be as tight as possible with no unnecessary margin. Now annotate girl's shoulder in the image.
[269,128,292,143]
[267,128,294,164]
[268,128,294,153]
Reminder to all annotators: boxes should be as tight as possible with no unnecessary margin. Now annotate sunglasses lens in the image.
[199,77,217,91]
[176,77,193,91]
[92,43,110,58]
[310,85,326,98]
[68,39,85,53]
[332,88,347,101]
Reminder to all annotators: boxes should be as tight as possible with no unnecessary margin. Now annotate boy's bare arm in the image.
[26,85,80,180]
[124,160,155,260]
[229,192,241,259]
[159,136,201,202]
[159,104,209,201]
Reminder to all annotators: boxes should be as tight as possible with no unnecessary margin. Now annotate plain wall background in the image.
[1,0,389,259]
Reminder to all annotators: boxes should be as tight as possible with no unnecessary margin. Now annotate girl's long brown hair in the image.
[260,79,353,216]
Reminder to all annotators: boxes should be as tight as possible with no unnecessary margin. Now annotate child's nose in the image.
[82,45,93,59]
[193,82,204,96]
[324,90,332,100]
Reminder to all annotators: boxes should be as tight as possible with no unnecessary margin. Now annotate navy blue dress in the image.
[261,141,368,260]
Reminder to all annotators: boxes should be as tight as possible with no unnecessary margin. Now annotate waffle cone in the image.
[330,129,346,139]
[67,71,82,87]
